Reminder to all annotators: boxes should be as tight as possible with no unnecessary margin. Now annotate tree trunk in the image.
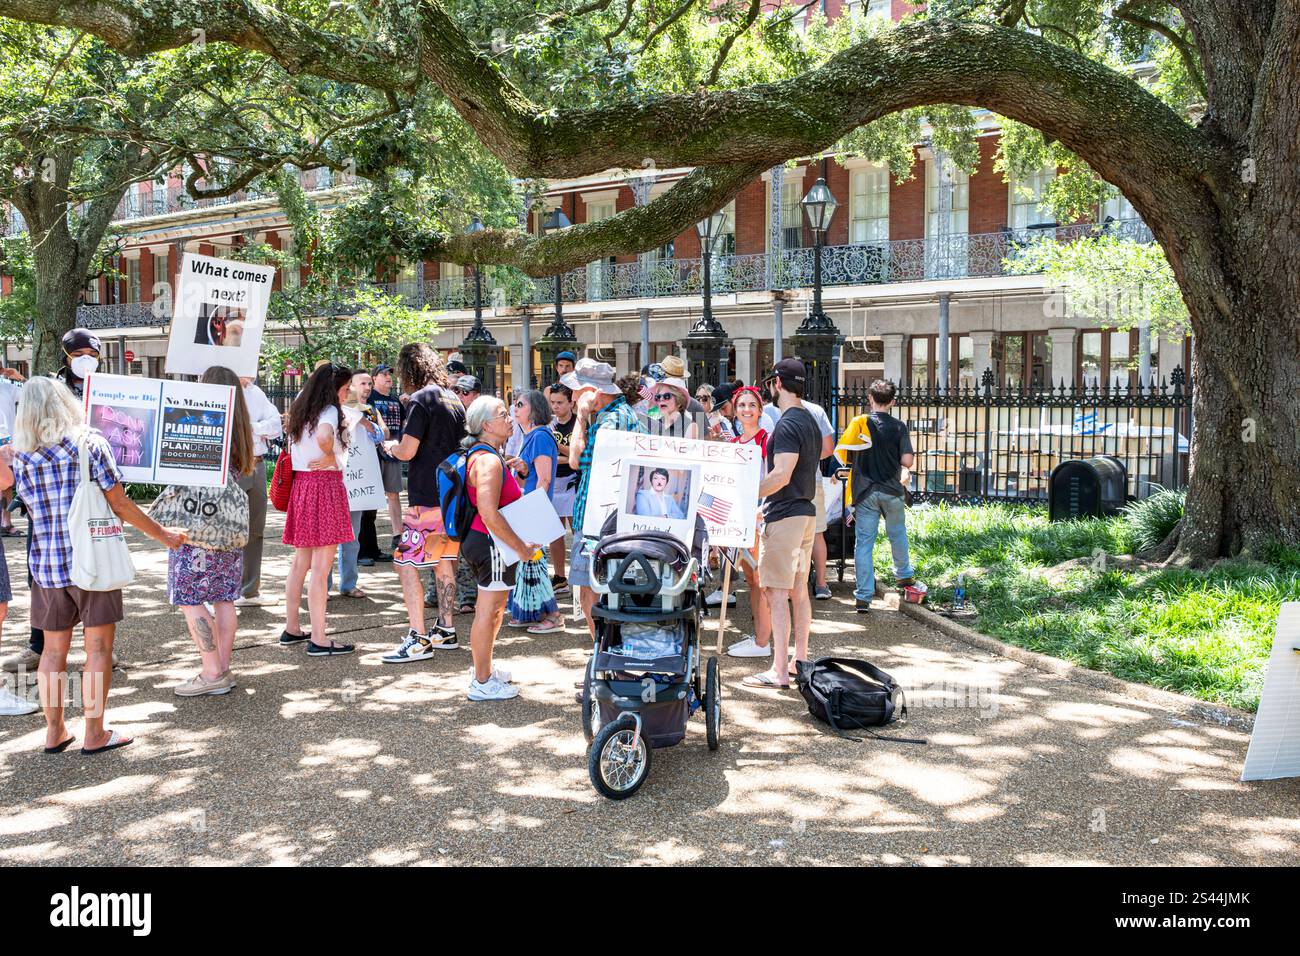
[29,224,87,375]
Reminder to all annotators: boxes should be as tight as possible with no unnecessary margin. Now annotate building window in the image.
[585,198,616,301]
[1008,166,1056,231]
[909,336,930,387]
[908,334,975,389]
[849,166,889,244]
[281,233,299,290]
[152,252,169,294]
[995,332,1053,387]
[925,158,969,278]
[1100,190,1139,225]
[397,261,421,300]
[84,276,101,305]
[715,199,737,256]
[845,0,892,18]
[126,259,141,303]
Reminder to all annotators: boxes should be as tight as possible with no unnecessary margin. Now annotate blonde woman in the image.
[11,377,185,754]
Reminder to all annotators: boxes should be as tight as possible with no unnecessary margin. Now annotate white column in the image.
[773,299,785,362]
[882,333,906,385]
[733,337,754,385]
[612,341,633,377]
[936,292,951,391]
[1048,327,1078,388]
[638,308,651,370]
[969,330,996,385]
[507,343,524,393]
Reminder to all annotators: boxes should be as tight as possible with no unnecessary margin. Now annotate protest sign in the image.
[492,490,565,567]
[85,374,234,487]
[342,412,387,512]
[165,253,275,377]
[581,432,762,548]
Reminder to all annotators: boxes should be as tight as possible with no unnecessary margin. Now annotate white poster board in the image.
[343,430,387,512]
[165,253,275,377]
[491,489,565,567]
[1241,602,1300,781]
[581,432,762,548]
[84,373,234,487]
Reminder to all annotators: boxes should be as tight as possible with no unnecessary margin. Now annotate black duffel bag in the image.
[795,657,926,744]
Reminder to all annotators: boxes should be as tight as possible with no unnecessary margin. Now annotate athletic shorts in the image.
[461,529,517,592]
[758,515,816,590]
[379,458,404,495]
[393,505,459,568]
[31,583,125,631]
[551,473,577,519]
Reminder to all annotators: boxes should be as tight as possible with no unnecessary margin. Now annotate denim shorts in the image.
[569,535,594,588]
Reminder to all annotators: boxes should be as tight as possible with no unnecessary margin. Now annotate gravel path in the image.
[0,521,1295,866]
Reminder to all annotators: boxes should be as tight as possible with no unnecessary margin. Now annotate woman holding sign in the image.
[281,364,356,657]
[725,387,774,661]
[168,366,256,697]
[504,390,564,635]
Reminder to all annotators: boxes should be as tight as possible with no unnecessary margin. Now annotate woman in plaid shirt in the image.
[11,378,186,754]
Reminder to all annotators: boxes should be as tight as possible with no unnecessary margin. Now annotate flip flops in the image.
[81,730,132,755]
[742,671,790,689]
[43,735,76,754]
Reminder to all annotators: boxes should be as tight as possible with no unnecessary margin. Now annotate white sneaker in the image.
[0,647,40,673]
[467,675,520,701]
[727,636,772,658]
[0,686,39,716]
[705,589,737,607]
[492,665,513,684]
[235,595,278,607]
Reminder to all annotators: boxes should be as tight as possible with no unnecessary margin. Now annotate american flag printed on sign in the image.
[697,492,732,525]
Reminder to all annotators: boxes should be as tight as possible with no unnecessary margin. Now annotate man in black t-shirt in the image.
[742,358,822,689]
[835,379,916,613]
[370,364,407,546]
[379,343,468,662]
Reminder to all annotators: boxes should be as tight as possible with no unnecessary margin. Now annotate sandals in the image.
[742,671,790,689]
[81,730,133,755]
[341,588,367,599]
[0,527,23,537]
[43,735,76,754]
[457,603,475,615]
[527,620,565,634]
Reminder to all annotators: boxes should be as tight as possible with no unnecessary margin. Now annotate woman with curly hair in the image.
[281,362,356,657]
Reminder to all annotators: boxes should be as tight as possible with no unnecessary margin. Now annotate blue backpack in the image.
[436,442,498,542]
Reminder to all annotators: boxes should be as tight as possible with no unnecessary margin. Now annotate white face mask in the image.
[69,355,99,379]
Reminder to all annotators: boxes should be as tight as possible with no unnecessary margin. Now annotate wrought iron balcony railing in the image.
[75,219,1153,329]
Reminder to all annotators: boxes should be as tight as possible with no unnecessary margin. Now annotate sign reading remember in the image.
[85,373,234,487]
[165,253,275,377]
[581,432,762,549]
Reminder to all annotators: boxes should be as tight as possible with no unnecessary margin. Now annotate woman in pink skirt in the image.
[281,363,356,656]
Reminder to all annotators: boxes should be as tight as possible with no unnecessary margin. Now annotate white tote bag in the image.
[68,434,136,591]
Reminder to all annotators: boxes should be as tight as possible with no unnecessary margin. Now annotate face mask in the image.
[69,355,98,379]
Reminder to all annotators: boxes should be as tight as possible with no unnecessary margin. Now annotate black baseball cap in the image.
[712,383,736,406]
[372,364,393,376]
[447,359,469,375]
[455,375,482,394]
[765,358,807,384]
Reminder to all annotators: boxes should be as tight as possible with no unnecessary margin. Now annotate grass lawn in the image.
[873,502,1300,712]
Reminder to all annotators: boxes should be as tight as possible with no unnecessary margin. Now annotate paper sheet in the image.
[491,489,565,567]
[1241,602,1300,781]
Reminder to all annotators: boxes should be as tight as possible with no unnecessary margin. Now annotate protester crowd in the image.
[0,327,921,748]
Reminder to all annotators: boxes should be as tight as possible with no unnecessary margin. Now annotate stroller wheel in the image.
[589,716,652,800]
[580,658,602,743]
[705,656,721,751]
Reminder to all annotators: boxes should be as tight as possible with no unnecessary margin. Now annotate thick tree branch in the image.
[1113,1,1208,99]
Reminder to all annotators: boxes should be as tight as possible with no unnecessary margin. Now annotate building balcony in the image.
[75,218,1152,330]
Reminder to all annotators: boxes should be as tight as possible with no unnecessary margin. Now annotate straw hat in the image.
[659,355,689,380]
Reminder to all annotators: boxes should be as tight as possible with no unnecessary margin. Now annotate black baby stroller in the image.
[580,514,720,799]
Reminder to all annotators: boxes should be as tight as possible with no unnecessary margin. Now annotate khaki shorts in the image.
[31,584,124,631]
[758,515,816,590]
[814,480,828,534]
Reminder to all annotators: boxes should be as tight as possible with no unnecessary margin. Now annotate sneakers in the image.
[373,551,393,563]
[705,589,737,608]
[358,557,375,567]
[855,599,872,614]
[727,636,772,658]
[491,665,513,684]
[896,577,917,588]
[382,629,435,664]
[305,640,355,657]
[1,647,40,673]
[279,630,310,645]
[173,672,233,697]
[235,595,278,608]
[813,584,832,600]
[551,575,570,596]
[0,686,39,716]
[467,675,519,701]
[430,623,459,649]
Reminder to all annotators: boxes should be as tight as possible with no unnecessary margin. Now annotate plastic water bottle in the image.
[953,573,966,610]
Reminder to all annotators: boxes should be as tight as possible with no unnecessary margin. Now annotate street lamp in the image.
[794,176,843,406]
[684,208,732,385]
[537,207,580,387]
[459,215,499,393]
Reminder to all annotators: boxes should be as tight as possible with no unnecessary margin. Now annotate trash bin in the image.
[1048,455,1128,521]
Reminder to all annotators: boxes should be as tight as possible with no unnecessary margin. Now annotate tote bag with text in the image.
[68,434,136,592]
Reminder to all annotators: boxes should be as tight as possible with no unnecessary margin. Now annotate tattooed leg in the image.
[181,605,223,679]
[435,564,458,630]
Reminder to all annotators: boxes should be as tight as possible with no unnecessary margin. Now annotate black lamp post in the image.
[536,207,581,388]
[458,216,500,394]
[793,176,844,407]
[684,209,732,386]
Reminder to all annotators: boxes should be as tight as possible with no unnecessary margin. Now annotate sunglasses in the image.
[653,392,676,401]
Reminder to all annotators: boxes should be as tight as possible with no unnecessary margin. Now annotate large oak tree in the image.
[0,0,1295,565]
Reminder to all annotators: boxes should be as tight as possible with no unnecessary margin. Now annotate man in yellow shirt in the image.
[835,380,916,613]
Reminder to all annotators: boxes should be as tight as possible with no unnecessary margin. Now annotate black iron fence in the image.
[830,367,1193,506]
